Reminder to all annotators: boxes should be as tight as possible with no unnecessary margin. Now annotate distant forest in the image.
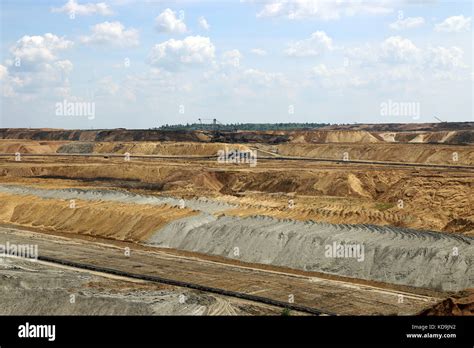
[154,122,330,131]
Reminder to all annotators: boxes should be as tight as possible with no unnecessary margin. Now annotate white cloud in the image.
[3,60,74,98]
[114,68,195,102]
[1,77,17,97]
[389,17,425,30]
[80,21,139,47]
[312,64,344,78]
[340,36,469,86]
[345,43,379,65]
[222,49,242,67]
[435,15,471,33]
[311,63,369,88]
[52,0,113,16]
[148,36,215,70]
[95,76,120,96]
[3,34,74,98]
[0,65,15,97]
[0,64,8,80]
[54,60,74,74]
[381,36,421,63]
[198,16,210,30]
[9,33,73,64]
[285,31,333,57]
[251,48,267,56]
[256,0,394,20]
[242,68,286,87]
[380,65,421,81]
[155,8,187,34]
[428,46,466,69]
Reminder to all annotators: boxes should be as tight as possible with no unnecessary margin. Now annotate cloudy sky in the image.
[0,0,472,128]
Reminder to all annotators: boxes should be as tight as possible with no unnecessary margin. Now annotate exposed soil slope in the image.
[0,192,196,242]
[0,157,472,235]
[1,125,472,144]
[419,289,474,316]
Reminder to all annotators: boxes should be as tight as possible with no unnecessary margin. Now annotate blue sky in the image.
[1,0,472,128]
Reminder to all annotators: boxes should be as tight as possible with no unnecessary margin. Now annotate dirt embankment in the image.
[0,192,196,242]
[321,122,474,132]
[288,130,381,143]
[0,161,472,234]
[283,129,473,145]
[388,130,474,144]
[57,142,252,156]
[419,289,474,316]
[0,129,290,144]
[271,143,474,165]
[0,129,210,142]
[0,140,69,154]
[1,126,472,144]
[1,140,472,166]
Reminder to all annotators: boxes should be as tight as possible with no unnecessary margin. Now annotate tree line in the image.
[153,122,330,131]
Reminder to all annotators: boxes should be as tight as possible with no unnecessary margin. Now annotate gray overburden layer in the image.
[0,184,234,214]
[148,214,473,291]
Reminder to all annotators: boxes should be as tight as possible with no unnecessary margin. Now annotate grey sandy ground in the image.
[0,256,287,315]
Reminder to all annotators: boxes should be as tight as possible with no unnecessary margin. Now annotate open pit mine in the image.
[0,123,473,316]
